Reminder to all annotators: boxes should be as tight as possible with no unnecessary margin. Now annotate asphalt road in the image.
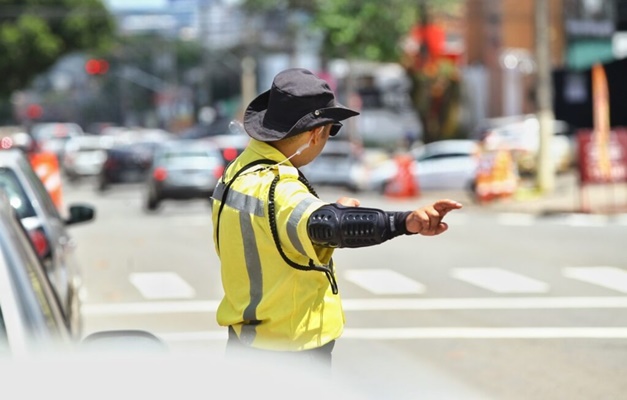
[63,177,627,400]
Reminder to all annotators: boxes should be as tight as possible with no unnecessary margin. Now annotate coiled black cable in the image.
[216,160,338,294]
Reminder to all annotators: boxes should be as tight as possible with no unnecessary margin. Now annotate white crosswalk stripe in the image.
[129,272,196,299]
[450,267,550,293]
[343,269,426,295]
[496,213,536,226]
[563,266,627,294]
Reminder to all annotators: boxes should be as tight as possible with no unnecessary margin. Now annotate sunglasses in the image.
[329,123,343,137]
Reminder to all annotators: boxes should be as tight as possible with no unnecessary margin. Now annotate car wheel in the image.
[146,195,161,211]
[346,184,360,193]
[378,180,389,195]
[97,177,109,192]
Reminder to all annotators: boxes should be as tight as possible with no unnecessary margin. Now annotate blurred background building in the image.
[464,0,627,130]
[8,0,627,140]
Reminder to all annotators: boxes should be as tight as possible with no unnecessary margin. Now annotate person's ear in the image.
[311,126,325,144]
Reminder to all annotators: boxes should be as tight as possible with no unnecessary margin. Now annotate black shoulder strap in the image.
[215,159,338,295]
[214,158,275,252]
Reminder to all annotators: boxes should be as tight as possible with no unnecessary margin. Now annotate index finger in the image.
[433,199,463,214]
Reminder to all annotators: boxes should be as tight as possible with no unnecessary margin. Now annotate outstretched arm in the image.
[307,199,462,248]
[405,199,463,236]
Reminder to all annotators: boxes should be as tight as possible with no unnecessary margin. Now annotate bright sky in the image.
[104,0,169,11]
[104,0,242,11]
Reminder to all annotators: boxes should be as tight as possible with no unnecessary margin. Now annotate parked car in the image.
[0,191,166,358]
[0,190,74,357]
[300,137,368,192]
[62,135,114,181]
[144,140,225,211]
[0,149,95,339]
[368,139,481,193]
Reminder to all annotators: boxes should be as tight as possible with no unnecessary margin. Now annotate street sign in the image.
[577,128,627,184]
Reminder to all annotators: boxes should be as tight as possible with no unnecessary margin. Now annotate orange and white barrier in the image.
[29,152,63,210]
[475,149,518,203]
[384,154,419,199]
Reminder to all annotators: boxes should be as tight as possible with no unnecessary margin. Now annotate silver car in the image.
[144,140,225,211]
[0,191,166,358]
[0,191,73,357]
[300,138,369,192]
[0,149,94,339]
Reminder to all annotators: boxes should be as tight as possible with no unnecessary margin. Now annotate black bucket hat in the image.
[243,68,360,142]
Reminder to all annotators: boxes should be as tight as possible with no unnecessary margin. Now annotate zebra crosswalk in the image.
[344,266,627,296]
[117,266,627,304]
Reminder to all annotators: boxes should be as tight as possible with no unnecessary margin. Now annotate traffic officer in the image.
[211,68,462,373]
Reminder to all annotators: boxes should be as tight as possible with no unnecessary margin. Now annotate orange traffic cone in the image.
[29,151,63,211]
[384,154,419,199]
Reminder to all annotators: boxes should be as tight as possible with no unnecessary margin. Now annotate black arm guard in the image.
[307,204,413,248]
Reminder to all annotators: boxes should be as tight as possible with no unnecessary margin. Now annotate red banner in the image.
[577,128,627,184]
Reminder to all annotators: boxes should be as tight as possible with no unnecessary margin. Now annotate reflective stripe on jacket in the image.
[211,139,344,351]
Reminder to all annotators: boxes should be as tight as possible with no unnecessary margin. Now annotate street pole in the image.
[241,56,256,112]
[534,0,555,193]
[199,0,212,111]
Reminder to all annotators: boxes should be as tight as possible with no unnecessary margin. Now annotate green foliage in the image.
[241,0,460,63]
[0,0,115,97]
[315,0,416,62]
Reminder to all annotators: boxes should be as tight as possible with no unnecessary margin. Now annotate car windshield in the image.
[0,168,36,219]
[31,123,83,141]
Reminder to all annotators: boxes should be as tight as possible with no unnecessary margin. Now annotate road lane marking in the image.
[341,327,627,339]
[81,296,627,316]
[614,214,627,226]
[561,214,609,227]
[341,296,627,310]
[168,216,212,227]
[496,213,535,226]
[451,268,550,293]
[82,300,219,315]
[563,266,627,294]
[157,327,627,342]
[343,269,426,295]
[129,272,196,299]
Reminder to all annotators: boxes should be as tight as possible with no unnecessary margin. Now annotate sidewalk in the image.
[465,171,627,215]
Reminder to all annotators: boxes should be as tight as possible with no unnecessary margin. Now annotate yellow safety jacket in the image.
[211,139,344,351]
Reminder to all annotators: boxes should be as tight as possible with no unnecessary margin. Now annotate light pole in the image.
[535,0,556,193]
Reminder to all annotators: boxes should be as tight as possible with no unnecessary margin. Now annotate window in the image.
[0,168,36,219]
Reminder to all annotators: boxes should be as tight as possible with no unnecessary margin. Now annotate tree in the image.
[240,0,463,144]
[0,0,115,99]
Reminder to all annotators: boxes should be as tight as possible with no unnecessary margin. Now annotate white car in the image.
[62,135,114,181]
[369,139,481,193]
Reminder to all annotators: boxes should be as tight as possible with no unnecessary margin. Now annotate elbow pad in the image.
[307,204,412,248]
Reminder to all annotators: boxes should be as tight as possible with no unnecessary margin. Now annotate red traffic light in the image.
[85,58,109,75]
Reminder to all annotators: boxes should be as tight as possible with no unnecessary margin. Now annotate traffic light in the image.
[85,58,109,75]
